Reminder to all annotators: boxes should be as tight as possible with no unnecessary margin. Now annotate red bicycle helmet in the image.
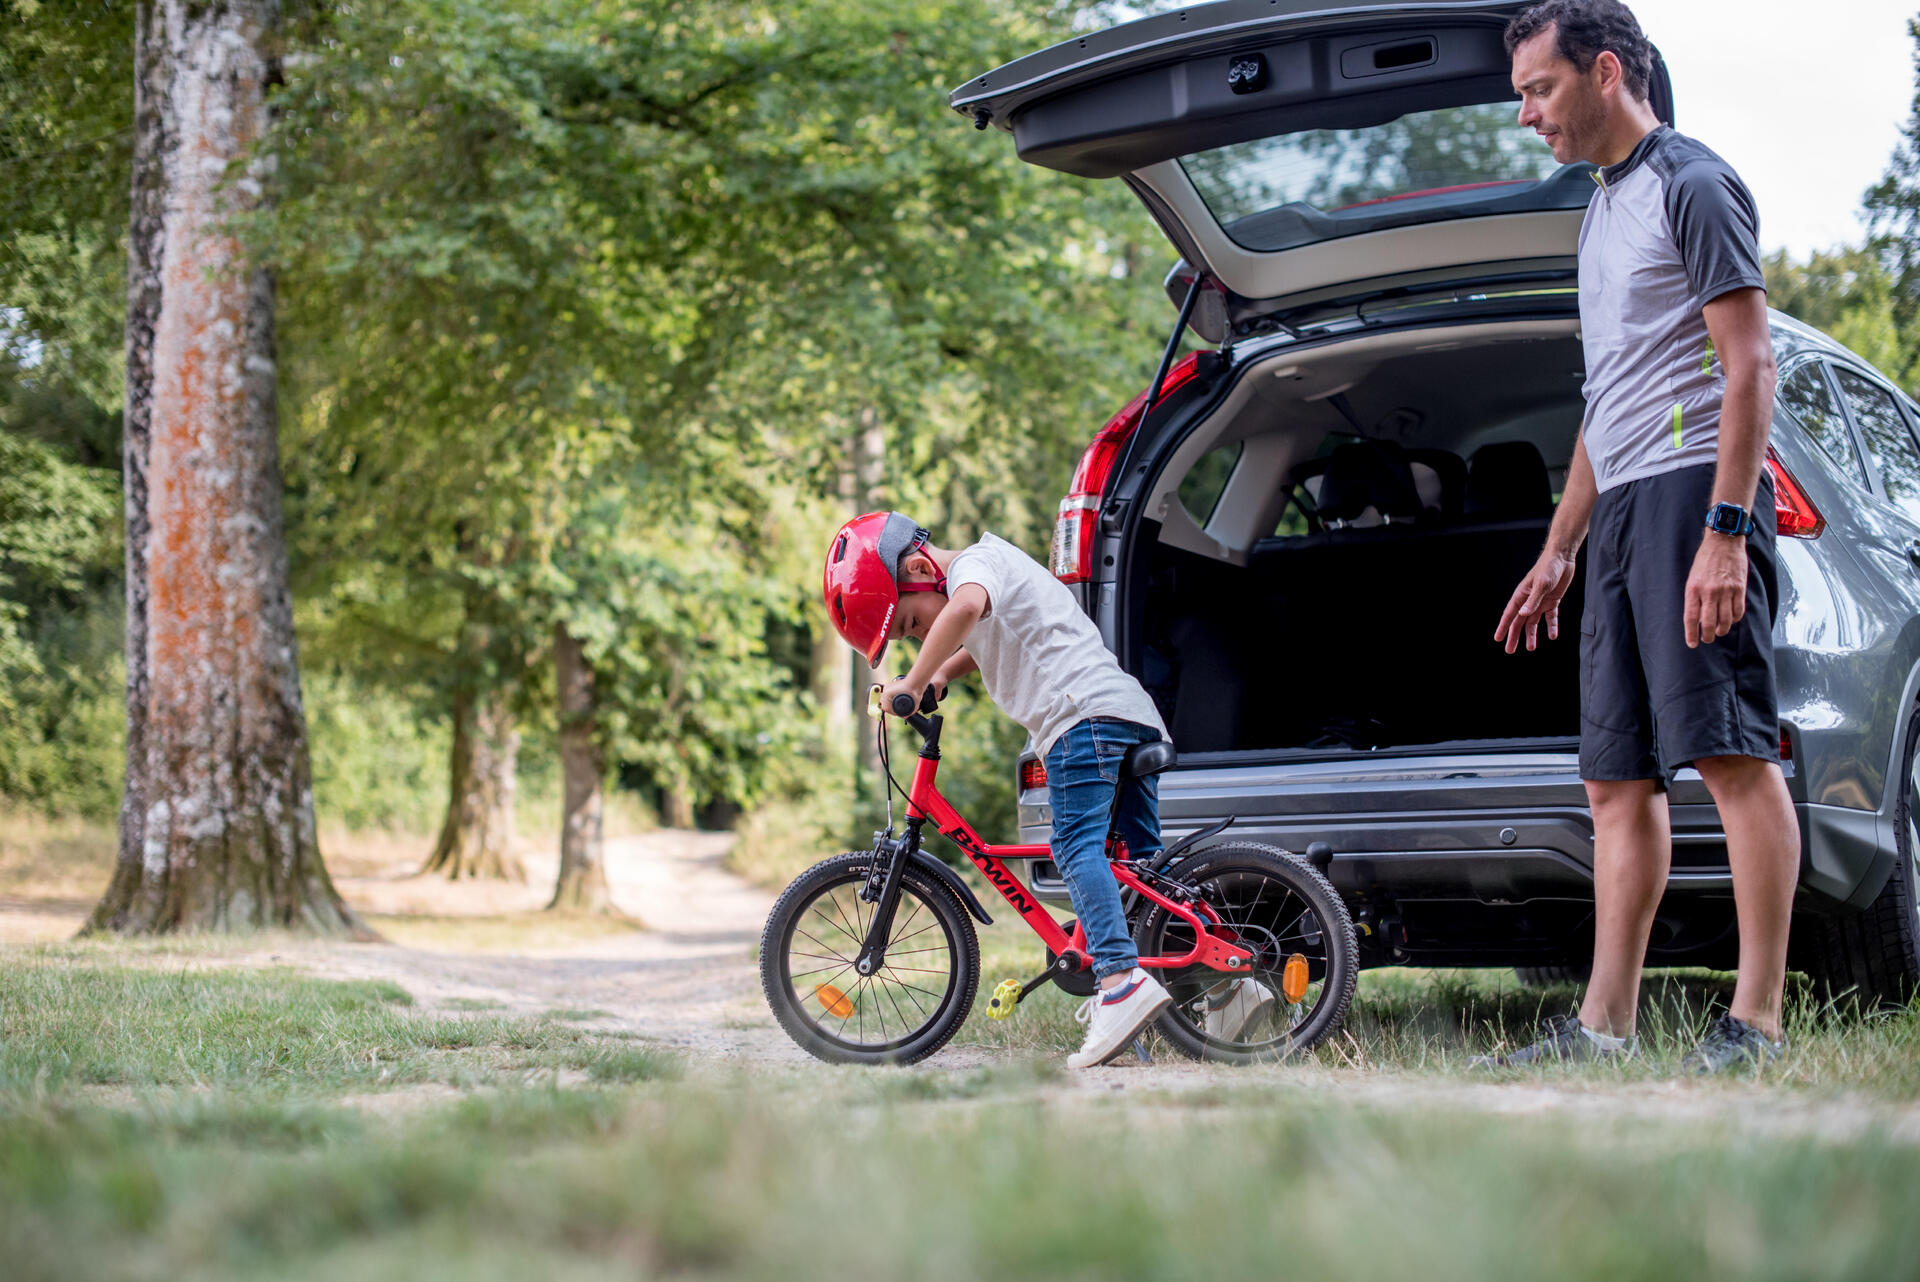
[822,511,942,666]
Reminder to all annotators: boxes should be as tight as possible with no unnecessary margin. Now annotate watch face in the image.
[1709,504,1746,535]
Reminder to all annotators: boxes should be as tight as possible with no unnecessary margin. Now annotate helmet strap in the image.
[897,528,947,596]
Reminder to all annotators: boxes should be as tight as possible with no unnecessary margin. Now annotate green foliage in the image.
[0,410,122,816]
[0,0,134,409]
[1764,248,1912,388]
[302,671,450,833]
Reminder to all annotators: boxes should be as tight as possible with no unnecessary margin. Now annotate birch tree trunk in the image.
[549,622,612,913]
[421,687,524,881]
[851,408,886,790]
[87,0,361,936]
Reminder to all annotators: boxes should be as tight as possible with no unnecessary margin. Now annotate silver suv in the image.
[960,0,1920,1004]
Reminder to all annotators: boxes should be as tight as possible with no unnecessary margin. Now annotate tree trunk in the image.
[851,408,886,792]
[421,687,523,880]
[809,620,852,736]
[664,781,696,830]
[89,0,361,936]
[549,622,612,913]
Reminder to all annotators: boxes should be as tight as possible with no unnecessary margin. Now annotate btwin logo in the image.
[965,848,1038,916]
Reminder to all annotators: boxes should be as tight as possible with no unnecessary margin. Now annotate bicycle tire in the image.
[1133,840,1358,1064]
[761,852,980,1065]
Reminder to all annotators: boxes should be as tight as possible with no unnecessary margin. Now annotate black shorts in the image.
[1579,463,1780,787]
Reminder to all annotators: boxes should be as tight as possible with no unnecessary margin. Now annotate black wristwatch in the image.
[1705,501,1758,538]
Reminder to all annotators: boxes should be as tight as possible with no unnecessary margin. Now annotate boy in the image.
[823,511,1274,1067]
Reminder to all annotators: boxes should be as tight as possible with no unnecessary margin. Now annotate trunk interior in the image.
[1129,317,1590,756]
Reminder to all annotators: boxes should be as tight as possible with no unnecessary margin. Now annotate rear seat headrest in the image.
[1406,449,1467,519]
[1316,441,1422,528]
[1465,442,1553,519]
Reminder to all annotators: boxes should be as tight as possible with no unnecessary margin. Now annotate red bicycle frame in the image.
[902,749,1253,974]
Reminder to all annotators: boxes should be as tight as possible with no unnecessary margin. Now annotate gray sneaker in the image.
[1468,1013,1640,1069]
[1679,1013,1785,1075]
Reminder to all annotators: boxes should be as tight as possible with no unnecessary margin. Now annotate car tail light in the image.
[1018,758,1048,792]
[1780,729,1794,762]
[1052,352,1208,584]
[1766,450,1824,538]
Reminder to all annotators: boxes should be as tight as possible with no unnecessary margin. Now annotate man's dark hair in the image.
[1505,0,1655,102]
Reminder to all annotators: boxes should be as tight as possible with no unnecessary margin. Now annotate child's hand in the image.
[880,676,924,716]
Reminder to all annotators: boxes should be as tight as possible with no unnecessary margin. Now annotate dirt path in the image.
[264,830,818,1067]
[12,827,1920,1139]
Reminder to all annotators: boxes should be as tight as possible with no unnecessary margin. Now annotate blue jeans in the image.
[1044,718,1164,980]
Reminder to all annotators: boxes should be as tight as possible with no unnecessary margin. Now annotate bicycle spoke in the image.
[793,926,851,962]
[877,975,915,1034]
[891,970,931,1019]
[780,870,966,1051]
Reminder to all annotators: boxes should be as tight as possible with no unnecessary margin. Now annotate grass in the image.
[1,941,1918,1278]
[0,807,116,900]
[366,912,643,951]
[951,917,1920,1095]
[6,1071,1920,1282]
[0,952,677,1098]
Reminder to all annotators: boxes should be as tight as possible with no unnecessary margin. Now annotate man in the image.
[1485,0,1799,1072]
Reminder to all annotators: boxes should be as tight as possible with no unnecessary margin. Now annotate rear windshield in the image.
[1178,101,1585,254]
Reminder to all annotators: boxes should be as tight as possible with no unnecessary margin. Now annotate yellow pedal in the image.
[986,978,1023,1020]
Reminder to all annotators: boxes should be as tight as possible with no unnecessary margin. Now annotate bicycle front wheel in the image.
[760,852,979,1065]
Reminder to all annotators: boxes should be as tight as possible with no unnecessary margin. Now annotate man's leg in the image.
[1692,755,1798,1041]
[1578,777,1671,1038]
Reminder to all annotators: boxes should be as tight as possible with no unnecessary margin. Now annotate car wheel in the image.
[1512,963,1591,988]
[1809,709,1920,1009]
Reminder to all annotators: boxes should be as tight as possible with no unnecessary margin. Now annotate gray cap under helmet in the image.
[874,512,931,585]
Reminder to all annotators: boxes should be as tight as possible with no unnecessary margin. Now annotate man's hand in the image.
[1495,548,1579,653]
[1685,533,1748,647]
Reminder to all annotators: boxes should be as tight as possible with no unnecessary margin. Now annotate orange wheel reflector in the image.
[1281,953,1311,1005]
[815,984,855,1019]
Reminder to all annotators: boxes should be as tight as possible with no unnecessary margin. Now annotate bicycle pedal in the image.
[986,978,1023,1020]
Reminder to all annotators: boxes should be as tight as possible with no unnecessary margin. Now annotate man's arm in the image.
[1686,286,1777,647]
[1494,431,1597,653]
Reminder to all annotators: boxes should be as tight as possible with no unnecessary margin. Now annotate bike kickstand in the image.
[1131,1037,1152,1065]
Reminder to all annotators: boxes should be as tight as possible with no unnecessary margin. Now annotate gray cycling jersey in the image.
[1578,126,1767,492]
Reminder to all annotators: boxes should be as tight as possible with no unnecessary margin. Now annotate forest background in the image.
[8,0,1920,904]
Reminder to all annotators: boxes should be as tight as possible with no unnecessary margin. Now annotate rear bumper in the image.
[1010,748,1888,948]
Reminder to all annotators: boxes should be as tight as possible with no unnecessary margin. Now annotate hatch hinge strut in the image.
[1105,274,1205,527]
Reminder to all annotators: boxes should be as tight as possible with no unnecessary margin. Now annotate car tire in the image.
[1808,709,1920,1009]
[1512,963,1591,988]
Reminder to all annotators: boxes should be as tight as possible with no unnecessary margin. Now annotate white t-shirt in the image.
[946,533,1168,761]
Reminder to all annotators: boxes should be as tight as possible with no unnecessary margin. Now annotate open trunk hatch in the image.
[953,0,1672,311]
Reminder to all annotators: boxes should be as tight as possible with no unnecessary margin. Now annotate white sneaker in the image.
[1067,969,1172,1069]
[1201,979,1276,1042]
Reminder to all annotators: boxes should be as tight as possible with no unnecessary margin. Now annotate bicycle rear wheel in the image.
[760,852,979,1065]
[1133,841,1357,1063]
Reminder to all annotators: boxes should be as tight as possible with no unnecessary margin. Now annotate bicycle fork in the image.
[853,816,924,977]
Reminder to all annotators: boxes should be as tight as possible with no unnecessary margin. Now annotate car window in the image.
[1177,442,1242,526]
[1779,363,1868,487]
[1179,101,1568,254]
[1834,367,1920,522]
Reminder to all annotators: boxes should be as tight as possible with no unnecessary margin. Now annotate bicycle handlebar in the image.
[872,683,943,719]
